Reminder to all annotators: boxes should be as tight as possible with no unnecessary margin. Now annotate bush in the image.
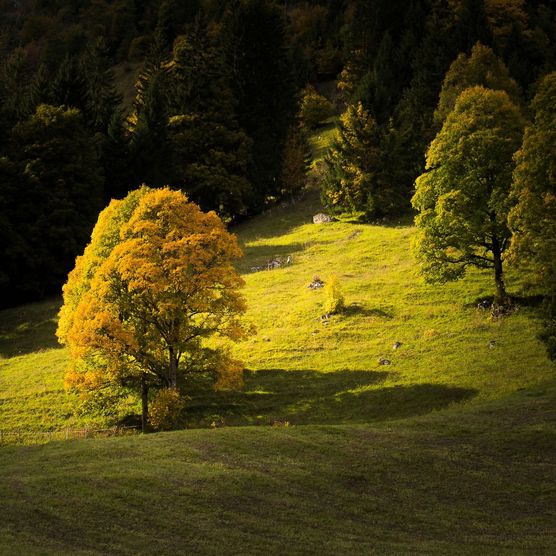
[148,388,185,431]
[323,275,345,314]
[300,86,334,129]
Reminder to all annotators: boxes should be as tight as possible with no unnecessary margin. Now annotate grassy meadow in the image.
[1,187,553,435]
[0,127,555,553]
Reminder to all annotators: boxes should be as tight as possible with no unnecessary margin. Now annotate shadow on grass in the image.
[185,369,477,427]
[232,189,324,243]
[464,294,545,310]
[343,304,395,319]
[0,298,61,358]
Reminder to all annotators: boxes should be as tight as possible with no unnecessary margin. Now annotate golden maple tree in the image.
[57,186,251,430]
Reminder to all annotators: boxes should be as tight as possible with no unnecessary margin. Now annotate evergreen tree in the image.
[128,62,173,188]
[0,48,33,137]
[222,0,297,209]
[80,37,123,134]
[102,108,132,201]
[49,54,88,112]
[434,42,523,128]
[280,124,310,200]
[322,102,398,219]
[0,156,35,307]
[10,104,104,299]
[166,31,253,219]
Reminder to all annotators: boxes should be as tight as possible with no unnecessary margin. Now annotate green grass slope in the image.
[0,168,555,552]
[0,386,554,554]
[1,190,553,434]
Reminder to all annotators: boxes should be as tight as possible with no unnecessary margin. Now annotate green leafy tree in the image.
[434,42,523,128]
[299,85,334,129]
[58,187,251,431]
[509,72,556,356]
[412,86,525,303]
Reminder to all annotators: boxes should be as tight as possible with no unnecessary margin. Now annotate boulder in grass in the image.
[313,213,334,224]
[308,276,325,289]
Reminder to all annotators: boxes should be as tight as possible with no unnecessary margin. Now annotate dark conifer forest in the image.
[1,0,555,320]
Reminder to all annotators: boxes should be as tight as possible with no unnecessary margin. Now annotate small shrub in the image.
[324,275,345,314]
[300,86,335,129]
[149,388,184,431]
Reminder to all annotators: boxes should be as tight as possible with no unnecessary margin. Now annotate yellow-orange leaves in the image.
[58,187,251,417]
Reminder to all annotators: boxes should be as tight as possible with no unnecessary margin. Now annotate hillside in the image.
[0,184,555,553]
[1,187,554,435]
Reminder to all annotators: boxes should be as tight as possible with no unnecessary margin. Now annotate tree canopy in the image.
[412,86,524,302]
[509,72,556,356]
[58,187,251,430]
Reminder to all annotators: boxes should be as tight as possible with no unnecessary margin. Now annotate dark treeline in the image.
[0,0,555,312]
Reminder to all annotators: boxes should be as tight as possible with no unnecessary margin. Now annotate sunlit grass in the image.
[0,143,554,553]
[1,186,552,435]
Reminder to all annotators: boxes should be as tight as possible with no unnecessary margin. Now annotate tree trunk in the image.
[141,377,149,433]
[492,235,508,303]
[168,347,178,388]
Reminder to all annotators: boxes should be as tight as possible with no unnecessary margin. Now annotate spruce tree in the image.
[222,0,296,209]
[10,105,104,298]
[167,31,253,220]
[322,102,395,219]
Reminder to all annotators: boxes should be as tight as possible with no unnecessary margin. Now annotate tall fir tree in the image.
[322,102,403,219]
[222,0,297,209]
[7,105,104,301]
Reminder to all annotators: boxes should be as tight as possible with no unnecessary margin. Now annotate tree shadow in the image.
[464,294,545,310]
[343,303,395,319]
[0,298,61,358]
[184,369,477,427]
[232,188,324,242]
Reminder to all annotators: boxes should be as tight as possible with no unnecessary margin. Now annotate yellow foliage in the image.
[58,186,251,413]
[214,355,244,391]
[323,275,345,315]
[149,388,184,431]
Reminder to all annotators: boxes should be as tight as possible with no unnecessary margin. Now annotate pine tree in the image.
[322,102,394,219]
[222,0,296,208]
[80,37,123,134]
[280,124,310,199]
[166,31,253,220]
[10,105,104,298]
[128,62,173,188]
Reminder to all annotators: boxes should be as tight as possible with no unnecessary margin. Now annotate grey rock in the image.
[313,213,334,224]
